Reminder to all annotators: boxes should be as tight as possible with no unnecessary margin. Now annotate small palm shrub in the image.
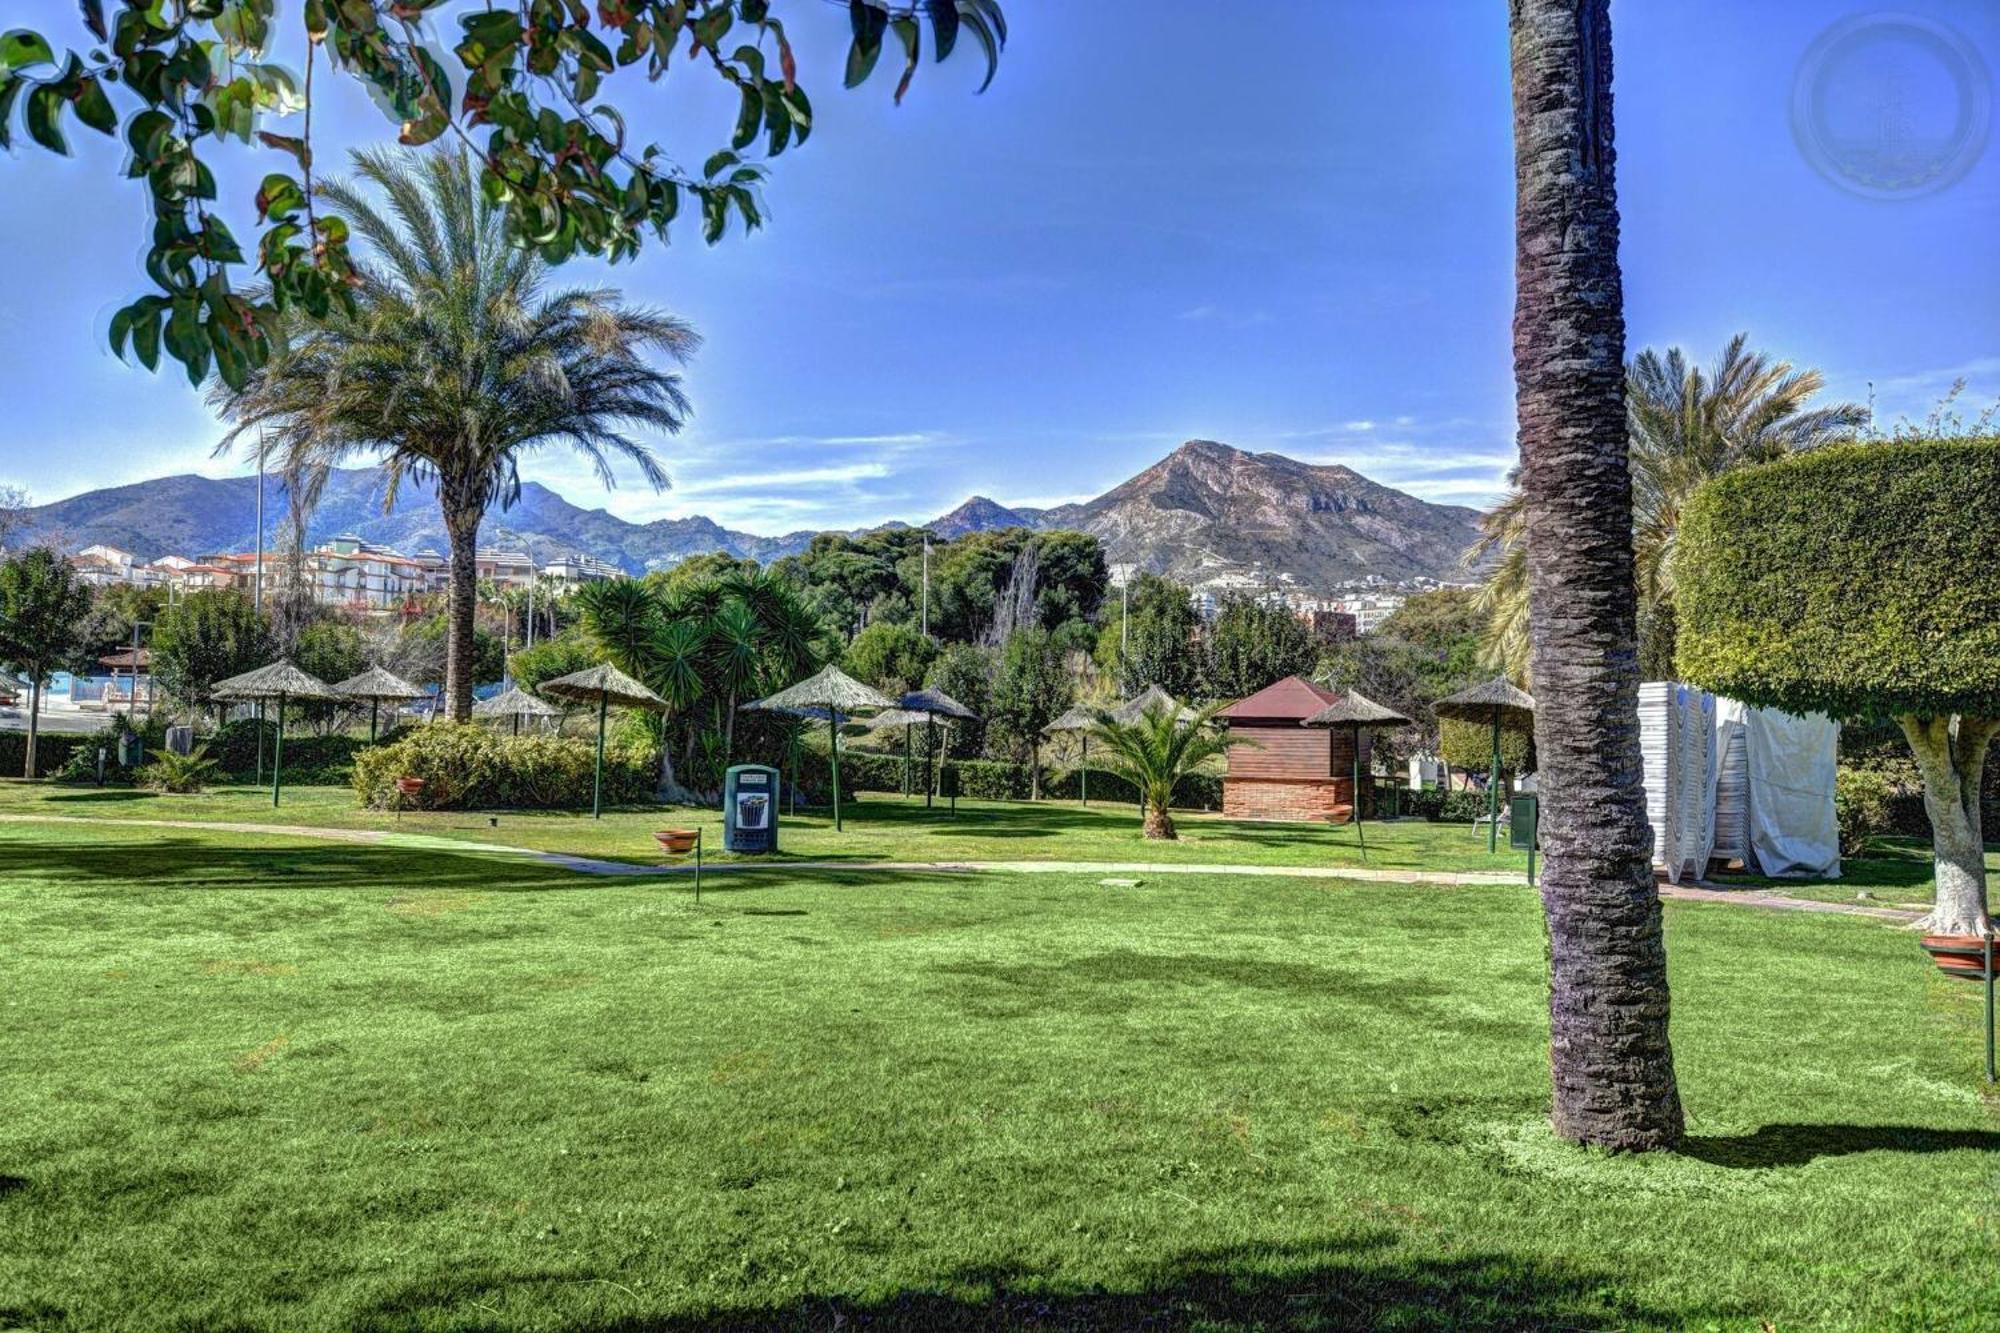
[352,723,657,811]
[1087,701,1247,840]
[138,745,220,794]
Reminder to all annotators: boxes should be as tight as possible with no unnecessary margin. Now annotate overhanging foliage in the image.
[1674,437,2000,720]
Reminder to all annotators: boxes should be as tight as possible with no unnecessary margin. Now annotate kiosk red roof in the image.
[1217,675,1341,724]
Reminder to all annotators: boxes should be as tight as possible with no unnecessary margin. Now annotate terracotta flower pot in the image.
[1921,934,1995,980]
[395,777,426,797]
[655,829,700,854]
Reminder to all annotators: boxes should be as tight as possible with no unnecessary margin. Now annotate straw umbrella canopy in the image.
[1433,676,1536,852]
[540,664,668,818]
[333,664,426,742]
[1046,703,1101,806]
[743,666,894,830]
[1111,684,1197,725]
[472,685,565,736]
[212,661,338,808]
[1302,690,1412,861]
[895,687,980,809]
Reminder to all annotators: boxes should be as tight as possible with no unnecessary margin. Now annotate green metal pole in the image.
[1353,723,1367,863]
[271,693,284,808]
[370,698,379,743]
[255,699,264,785]
[1081,735,1089,806]
[830,711,842,832]
[903,723,912,798]
[927,721,937,810]
[1488,710,1501,854]
[592,693,606,819]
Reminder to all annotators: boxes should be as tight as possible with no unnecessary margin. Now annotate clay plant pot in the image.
[654,829,701,855]
[1920,934,1995,981]
[395,777,427,798]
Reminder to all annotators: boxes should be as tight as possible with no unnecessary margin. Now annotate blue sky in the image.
[1,1,1994,533]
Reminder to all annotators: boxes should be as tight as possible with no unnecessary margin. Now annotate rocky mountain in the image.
[1026,439,1485,589]
[16,439,1487,589]
[927,496,1040,539]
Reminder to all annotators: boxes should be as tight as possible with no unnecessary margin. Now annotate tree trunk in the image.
[1142,802,1176,841]
[442,491,482,723]
[1511,0,1684,1150]
[1900,714,1996,936]
[24,677,40,778]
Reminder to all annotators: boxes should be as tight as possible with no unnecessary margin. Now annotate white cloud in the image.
[675,462,893,496]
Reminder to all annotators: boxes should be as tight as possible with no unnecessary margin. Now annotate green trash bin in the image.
[723,764,779,854]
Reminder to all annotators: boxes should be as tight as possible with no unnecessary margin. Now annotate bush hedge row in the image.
[809,750,1224,810]
[352,724,658,811]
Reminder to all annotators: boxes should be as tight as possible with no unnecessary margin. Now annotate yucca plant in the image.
[1087,700,1246,840]
[139,744,220,795]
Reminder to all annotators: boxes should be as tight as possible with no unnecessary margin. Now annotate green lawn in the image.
[0,779,1536,874]
[4,819,1998,1329]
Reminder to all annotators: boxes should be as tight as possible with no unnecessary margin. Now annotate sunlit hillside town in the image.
[73,537,622,610]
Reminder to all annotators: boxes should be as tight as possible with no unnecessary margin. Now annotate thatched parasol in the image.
[742,666,894,831]
[473,685,565,736]
[1302,690,1413,861]
[1434,676,1536,852]
[1046,703,1104,806]
[1111,684,1196,725]
[212,662,337,807]
[899,687,980,810]
[334,664,426,742]
[540,664,668,818]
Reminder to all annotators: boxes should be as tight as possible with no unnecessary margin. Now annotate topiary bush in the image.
[352,723,657,811]
[1676,437,2000,933]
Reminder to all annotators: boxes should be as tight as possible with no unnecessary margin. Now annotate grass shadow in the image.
[357,1239,1689,1330]
[0,836,582,894]
[1680,1122,2000,1168]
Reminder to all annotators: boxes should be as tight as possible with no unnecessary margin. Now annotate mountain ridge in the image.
[14,440,1487,591]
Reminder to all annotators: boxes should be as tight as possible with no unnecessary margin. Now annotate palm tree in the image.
[1510,0,1682,1149]
[214,148,699,721]
[1087,701,1244,841]
[1469,336,1868,679]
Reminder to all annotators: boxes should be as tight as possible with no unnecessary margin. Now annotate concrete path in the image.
[0,811,1923,922]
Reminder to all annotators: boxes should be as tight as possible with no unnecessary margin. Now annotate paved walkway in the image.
[0,812,1923,922]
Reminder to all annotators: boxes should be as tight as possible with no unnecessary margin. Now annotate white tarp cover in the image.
[1713,697,1841,879]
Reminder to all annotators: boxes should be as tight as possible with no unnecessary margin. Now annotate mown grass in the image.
[3,820,1998,1329]
[0,779,1536,874]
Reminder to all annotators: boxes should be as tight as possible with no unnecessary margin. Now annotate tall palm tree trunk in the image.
[442,484,483,723]
[1511,0,1682,1150]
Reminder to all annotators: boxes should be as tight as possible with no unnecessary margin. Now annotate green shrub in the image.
[1438,716,1533,777]
[1834,765,1901,857]
[351,723,657,811]
[800,749,1223,811]
[137,745,220,794]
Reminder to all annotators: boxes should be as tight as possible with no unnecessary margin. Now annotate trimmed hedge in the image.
[802,748,1223,811]
[352,724,658,811]
[0,730,106,780]
[208,718,383,785]
[1676,437,2000,720]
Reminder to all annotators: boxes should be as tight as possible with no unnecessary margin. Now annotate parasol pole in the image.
[272,691,285,808]
[1488,706,1501,854]
[1353,721,1368,863]
[830,708,843,832]
[592,692,607,819]
[370,698,379,743]
[903,722,912,798]
[1081,734,1089,807]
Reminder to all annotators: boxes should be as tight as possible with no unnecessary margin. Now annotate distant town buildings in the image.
[67,535,622,610]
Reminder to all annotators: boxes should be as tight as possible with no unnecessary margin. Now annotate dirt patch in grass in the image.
[233,1034,289,1073]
